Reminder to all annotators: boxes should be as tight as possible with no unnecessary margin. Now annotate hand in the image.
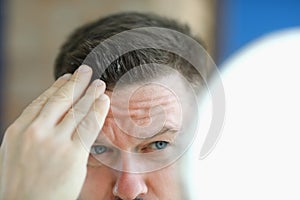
[0,65,110,200]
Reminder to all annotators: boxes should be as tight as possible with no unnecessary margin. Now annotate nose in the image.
[113,171,148,199]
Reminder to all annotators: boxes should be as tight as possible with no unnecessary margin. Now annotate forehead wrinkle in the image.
[104,99,182,142]
[101,80,186,148]
[128,85,179,105]
[107,93,180,118]
[128,93,176,107]
[128,97,179,113]
[109,82,180,108]
[107,102,179,118]
[105,108,180,128]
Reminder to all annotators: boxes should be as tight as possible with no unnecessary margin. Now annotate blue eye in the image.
[151,141,169,150]
[91,145,108,155]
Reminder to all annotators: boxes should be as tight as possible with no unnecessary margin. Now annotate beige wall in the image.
[4,0,216,129]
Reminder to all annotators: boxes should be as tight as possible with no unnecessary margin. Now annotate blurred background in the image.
[2,0,299,135]
[2,0,300,135]
[0,0,217,135]
[1,0,300,199]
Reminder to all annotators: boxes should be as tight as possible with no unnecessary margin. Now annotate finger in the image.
[56,79,106,136]
[36,65,93,126]
[13,73,72,132]
[72,94,110,152]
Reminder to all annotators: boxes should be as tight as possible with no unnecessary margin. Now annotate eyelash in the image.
[150,141,169,150]
[141,141,170,153]
[90,141,170,155]
[90,145,109,155]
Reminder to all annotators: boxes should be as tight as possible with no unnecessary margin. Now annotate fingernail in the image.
[93,79,104,87]
[99,94,108,101]
[78,65,91,73]
[61,73,72,80]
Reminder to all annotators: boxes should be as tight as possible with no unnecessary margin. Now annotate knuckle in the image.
[70,107,86,118]
[52,81,63,89]
[31,94,49,106]
[25,121,42,135]
[69,74,81,84]
[64,108,85,125]
[80,117,99,132]
[66,108,86,125]
[50,88,72,103]
[22,105,39,117]
[46,82,60,92]
[23,121,49,142]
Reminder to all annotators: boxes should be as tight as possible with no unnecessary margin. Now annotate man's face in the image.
[79,73,196,200]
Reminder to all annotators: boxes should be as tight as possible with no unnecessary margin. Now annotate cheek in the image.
[80,167,114,199]
[147,164,182,197]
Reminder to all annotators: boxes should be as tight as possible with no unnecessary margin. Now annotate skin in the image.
[80,77,189,199]
[0,65,194,200]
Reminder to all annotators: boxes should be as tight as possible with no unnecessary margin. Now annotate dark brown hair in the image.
[54,12,206,90]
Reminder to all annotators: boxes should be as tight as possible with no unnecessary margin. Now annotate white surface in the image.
[197,28,300,199]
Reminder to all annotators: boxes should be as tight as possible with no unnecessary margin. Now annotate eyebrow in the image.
[146,126,179,139]
[95,126,179,144]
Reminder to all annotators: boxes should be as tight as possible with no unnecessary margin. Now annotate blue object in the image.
[217,0,300,64]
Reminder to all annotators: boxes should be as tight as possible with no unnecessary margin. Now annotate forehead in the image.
[100,73,194,143]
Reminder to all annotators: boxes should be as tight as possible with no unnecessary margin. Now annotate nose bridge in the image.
[120,151,134,172]
[113,153,148,199]
[117,148,143,173]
